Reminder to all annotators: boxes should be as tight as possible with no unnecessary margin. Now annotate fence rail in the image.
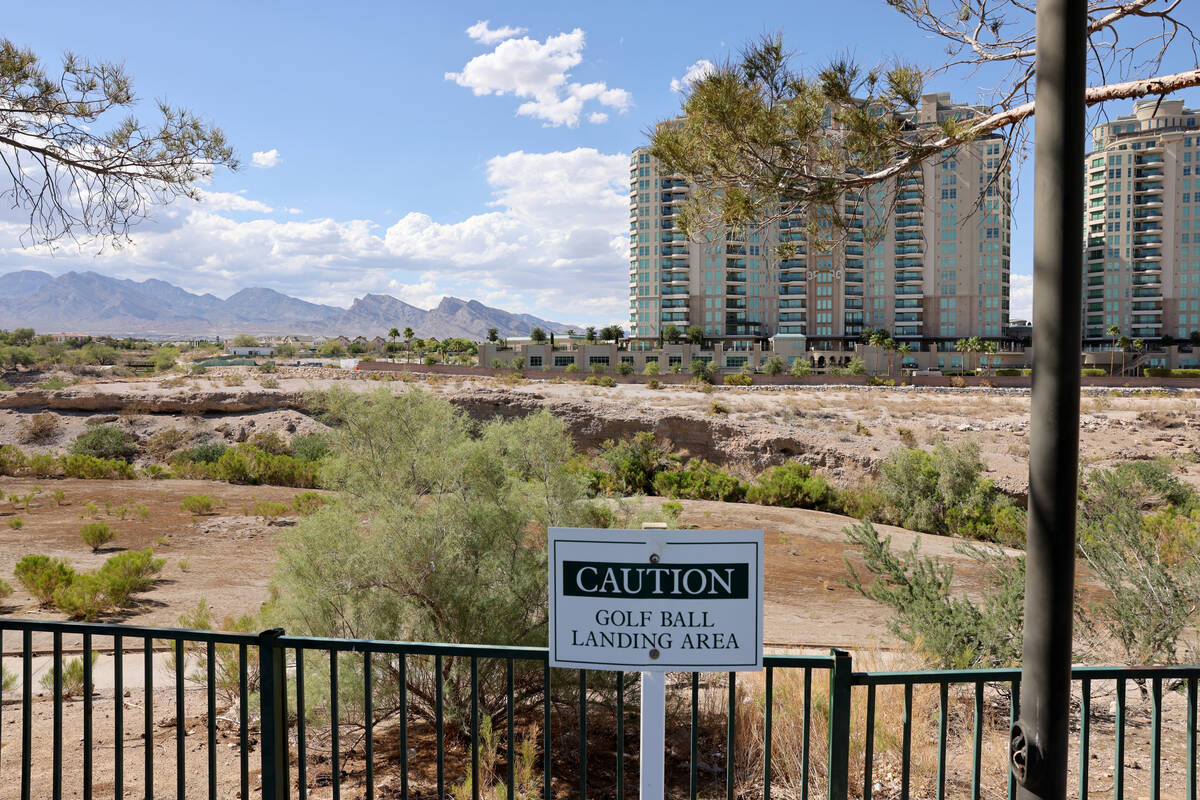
[1,618,1197,799]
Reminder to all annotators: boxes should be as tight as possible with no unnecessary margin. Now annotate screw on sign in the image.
[548,527,764,800]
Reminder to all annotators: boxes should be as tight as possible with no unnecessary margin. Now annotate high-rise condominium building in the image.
[628,93,1012,354]
[1083,99,1200,343]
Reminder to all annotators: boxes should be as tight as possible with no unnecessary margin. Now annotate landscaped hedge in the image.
[1145,368,1200,378]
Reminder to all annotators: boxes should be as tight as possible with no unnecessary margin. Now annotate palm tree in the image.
[897,342,912,374]
[884,337,897,378]
[954,338,969,375]
[585,326,597,343]
[387,327,400,362]
[1132,338,1145,376]
[869,329,889,375]
[403,327,414,363]
[1106,324,1120,375]
[1117,335,1132,376]
[981,340,998,376]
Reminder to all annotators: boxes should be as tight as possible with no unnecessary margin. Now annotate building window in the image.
[554,355,574,367]
[528,356,542,367]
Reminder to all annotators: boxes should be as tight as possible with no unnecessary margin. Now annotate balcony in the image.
[726,298,747,309]
[895,272,922,283]
[779,312,807,322]
[895,244,923,256]
[780,272,805,283]
[895,312,922,323]
[845,245,864,256]
[895,216,922,230]
[727,286,747,296]
[1133,249,1162,260]
[898,190,922,202]
[779,286,807,296]
[726,271,746,282]
[895,286,923,296]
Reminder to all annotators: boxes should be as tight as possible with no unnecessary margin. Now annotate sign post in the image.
[549,527,764,800]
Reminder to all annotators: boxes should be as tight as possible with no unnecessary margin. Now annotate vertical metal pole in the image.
[640,671,665,800]
[259,628,289,800]
[827,650,852,800]
[1014,0,1085,798]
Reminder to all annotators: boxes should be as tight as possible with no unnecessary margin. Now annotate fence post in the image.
[828,649,852,800]
[259,628,289,800]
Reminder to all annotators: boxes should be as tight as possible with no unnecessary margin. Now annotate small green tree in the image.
[685,325,704,345]
[662,324,682,344]
[844,521,1025,669]
[232,334,258,348]
[529,327,547,344]
[762,356,784,376]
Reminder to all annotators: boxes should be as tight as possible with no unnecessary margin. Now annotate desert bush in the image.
[38,375,70,390]
[616,360,634,376]
[50,489,67,506]
[141,464,171,479]
[174,598,260,705]
[875,441,1025,545]
[81,522,117,551]
[246,431,290,455]
[179,441,226,464]
[844,521,1024,669]
[762,356,784,376]
[144,427,189,460]
[709,399,729,414]
[292,491,329,516]
[0,577,12,600]
[647,378,661,389]
[97,549,164,606]
[70,426,136,461]
[252,500,290,523]
[53,575,109,621]
[223,375,245,387]
[0,445,28,476]
[564,363,579,373]
[14,555,76,606]
[8,519,23,530]
[724,373,752,386]
[209,445,319,487]
[181,494,218,515]
[688,359,715,383]
[643,360,660,376]
[39,651,99,695]
[653,459,747,502]
[260,377,280,389]
[896,427,918,448]
[18,412,60,444]
[289,433,329,462]
[595,433,678,496]
[27,453,60,477]
[60,454,137,480]
[745,463,839,512]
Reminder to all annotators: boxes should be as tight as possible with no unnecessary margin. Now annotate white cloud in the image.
[1010,272,1033,321]
[465,20,527,45]
[251,149,282,168]
[0,147,632,325]
[670,59,716,93]
[196,190,273,214]
[588,112,608,124]
[445,28,632,127]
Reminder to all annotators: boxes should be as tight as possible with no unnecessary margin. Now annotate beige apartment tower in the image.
[629,93,1012,366]
[1083,99,1200,345]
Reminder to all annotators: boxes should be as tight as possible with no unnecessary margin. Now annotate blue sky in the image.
[2,1,1197,326]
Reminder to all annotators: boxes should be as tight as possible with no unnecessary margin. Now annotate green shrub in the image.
[994,368,1023,376]
[643,361,660,376]
[69,425,137,461]
[144,427,189,461]
[583,375,617,388]
[81,522,117,551]
[27,453,60,477]
[97,549,164,606]
[252,500,290,522]
[565,363,580,373]
[653,459,747,502]
[60,455,137,480]
[8,518,23,530]
[141,464,171,480]
[617,360,634,376]
[53,575,109,621]
[844,521,1024,669]
[246,431,290,455]
[290,433,330,462]
[0,445,28,476]
[37,375,69,390]
[1081,368,1106,377]
[597,433,678,495]
[762,356,785,376]
[39,651,99,694]
[182,441,227,463]
[875,441,1025,545]
[0,577,12,600]
[292,491,329,516]
[1145,368,1200,378]
[180,494,218,515]
[724,373,752,386]
[647,378,661,389]
[14,555,75,606]
[745,463,839,512]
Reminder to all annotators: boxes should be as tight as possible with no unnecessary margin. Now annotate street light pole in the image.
[1012,0,1086,798]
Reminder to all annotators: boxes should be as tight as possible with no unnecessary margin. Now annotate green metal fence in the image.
[1,618,1196,799]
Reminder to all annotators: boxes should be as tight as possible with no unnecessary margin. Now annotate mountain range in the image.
[0,270,573,339]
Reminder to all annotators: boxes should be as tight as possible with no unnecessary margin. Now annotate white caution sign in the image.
[548,528,763,671]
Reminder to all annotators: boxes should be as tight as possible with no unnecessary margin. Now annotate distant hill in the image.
[0,270,574,339]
